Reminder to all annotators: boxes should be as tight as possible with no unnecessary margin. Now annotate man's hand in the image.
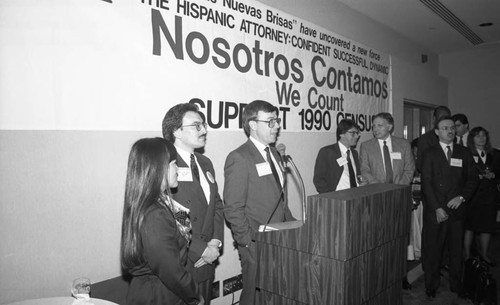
[447,196,463,209]
[436,208,448,223]
[483,170,495,180]
[194,240,221,268]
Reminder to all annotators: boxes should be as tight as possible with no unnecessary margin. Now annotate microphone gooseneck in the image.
[275,143,307,223]
[287,154,307,222]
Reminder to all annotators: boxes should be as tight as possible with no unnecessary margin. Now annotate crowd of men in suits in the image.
[314,105,487,300]
[160,99,488,304]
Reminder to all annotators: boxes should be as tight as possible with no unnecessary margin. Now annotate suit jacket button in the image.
[193,217,198,222]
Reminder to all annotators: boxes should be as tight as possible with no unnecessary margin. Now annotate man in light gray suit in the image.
[360,112,415,185]
[359,112,415,289]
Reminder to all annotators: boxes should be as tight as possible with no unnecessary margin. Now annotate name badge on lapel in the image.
[450,158,463,167]
[177,167,193,182]
[256,162,272,177]
[391,152,402,160]
[336,157,348,166]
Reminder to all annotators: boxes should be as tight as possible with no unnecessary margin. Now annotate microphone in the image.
[276,143,289,164]
[275,143,307,223]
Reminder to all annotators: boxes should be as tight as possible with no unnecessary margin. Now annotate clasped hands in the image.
[194,239,221,268]
[436,196,463,223]
[479,170,495,180]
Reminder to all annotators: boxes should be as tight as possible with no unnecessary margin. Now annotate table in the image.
[5,297,118,305]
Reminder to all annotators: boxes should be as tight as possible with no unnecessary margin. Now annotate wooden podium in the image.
[254,183,411,305]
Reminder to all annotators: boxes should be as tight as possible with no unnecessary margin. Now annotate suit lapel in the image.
[370,139,385,177]
[197,154,214,205]
[246,140,281,195]
[391,139,401,176]
[178,154,208,205]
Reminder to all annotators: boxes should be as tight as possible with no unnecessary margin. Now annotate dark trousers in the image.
[198,278,213,305]
[422,215,464,291]
[186,258,214,304]
[238,241,257,305]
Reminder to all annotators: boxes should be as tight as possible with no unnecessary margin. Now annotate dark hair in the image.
[162,103,200,142]
[434,115,454,130]
[468,126,492,153]
[242,100,278,135]
[121,137,177,270]
[336,119,359,141]
[433,106,451,120]
[452,113,469,125]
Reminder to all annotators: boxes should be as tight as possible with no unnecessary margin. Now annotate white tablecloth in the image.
[5,297,118,305]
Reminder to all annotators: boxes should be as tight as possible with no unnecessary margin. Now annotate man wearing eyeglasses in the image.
[313,119,361,193]
[420,116,478,299]
[359,112,415,185]
[162,103,224,305]
[223,100,295,305]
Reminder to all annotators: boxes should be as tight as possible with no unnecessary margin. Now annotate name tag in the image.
[177,167,193,182]
[336,157,348,166]
[391,152,402,160]
[450,158,463,167]
[256,162,272,177]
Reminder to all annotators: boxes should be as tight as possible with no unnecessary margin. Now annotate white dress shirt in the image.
[175,145,211,204]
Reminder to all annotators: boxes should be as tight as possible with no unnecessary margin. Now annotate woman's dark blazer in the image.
[127,202,200,305]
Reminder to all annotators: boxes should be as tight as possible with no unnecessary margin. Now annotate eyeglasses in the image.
[253,118,281,128]
[439,126,456,131]
[346,131,360,136]
[181,122,207,131]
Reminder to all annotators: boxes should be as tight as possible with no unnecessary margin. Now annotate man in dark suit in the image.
[313,119,361,193]
[359,112,415,185]
[162,103,224,304]
[223,100,295,305]
[421,116,479,298]
[417,105,451,172]
[452,113,469,147]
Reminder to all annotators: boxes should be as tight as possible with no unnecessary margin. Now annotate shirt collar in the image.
[378,135,392,145]
[174,144,193,165]
[249,135,269,153]
[439,141,453,151]
[338,141,349,154]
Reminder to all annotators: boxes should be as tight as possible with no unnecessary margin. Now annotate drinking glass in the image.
[71,277,91,298]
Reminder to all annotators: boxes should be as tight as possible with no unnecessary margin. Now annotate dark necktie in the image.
[383,141,394,183]
[190,154,200,182]
[458,136,463,146]
[265,147,281,189]
[346,150,357,188]
[481,151,485,158]
[446,145,452,163]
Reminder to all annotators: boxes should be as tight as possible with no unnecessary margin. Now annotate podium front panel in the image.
[255,184,411,305]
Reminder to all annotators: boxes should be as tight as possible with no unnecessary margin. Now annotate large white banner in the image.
[0,0,391,132]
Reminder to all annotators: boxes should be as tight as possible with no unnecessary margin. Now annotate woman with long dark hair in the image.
[121,137,204,305]
[463,127,500,266]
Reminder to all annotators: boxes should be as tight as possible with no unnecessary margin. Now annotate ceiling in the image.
[337,0,500,54]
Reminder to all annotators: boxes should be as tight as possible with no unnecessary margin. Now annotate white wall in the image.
[439,45,500,146]
[0,0,448,304]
